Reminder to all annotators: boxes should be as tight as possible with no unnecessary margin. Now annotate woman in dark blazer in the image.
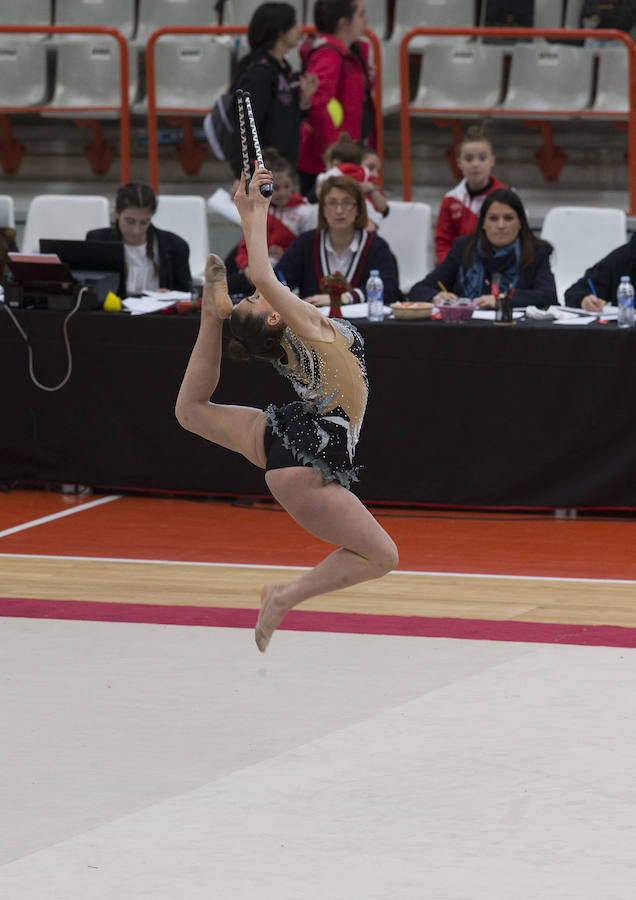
[410,188,556,309]
[564,233,636,311]
[86,181,192,296]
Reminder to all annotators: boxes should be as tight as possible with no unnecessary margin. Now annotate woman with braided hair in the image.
[175,166,398,653]
[86,181,192,295]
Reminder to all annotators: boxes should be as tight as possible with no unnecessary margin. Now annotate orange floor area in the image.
[2,489,636,579]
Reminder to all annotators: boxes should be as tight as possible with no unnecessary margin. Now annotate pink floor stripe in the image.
[2,596,636,648]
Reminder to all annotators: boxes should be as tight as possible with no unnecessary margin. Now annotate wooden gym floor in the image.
[1,487,636,645]
[2,488,636,898]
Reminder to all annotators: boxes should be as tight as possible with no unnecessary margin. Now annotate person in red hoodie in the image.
[297,0,375,196]
[434,123,506,264]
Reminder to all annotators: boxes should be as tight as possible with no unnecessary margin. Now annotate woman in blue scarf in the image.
[410,188,556,308]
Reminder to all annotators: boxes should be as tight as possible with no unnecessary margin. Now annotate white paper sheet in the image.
[553,314,597,325]
[471,309,525,321]
[319,302,393,318]
[207,187,241,225]
[122,294,188,315]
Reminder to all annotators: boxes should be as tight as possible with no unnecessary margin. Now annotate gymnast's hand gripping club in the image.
[235,89,273,198]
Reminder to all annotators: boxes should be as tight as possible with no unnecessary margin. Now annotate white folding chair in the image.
[22,194,110,253]
[0,195,15,228]
[502,43,594,111]
[413,41,505,110]
[540,206,627,304]
[379,201,433,294]
[154,195,210,283]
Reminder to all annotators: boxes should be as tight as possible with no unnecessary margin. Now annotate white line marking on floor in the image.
[0,495,123,539]
[0,552,634,586]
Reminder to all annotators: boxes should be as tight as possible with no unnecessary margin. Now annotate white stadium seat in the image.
[0,0,51,40]
[502,43,594,112]
[135,0,219,46]
[534,0,564,28]
[563,0,584,28]
[392,0,476,50]
[0,40,49,106]
[222,0,305,26]
[413,41,505,110]
[54,0,136,42]
[41,39,139,117]
[593,46,629,113]
[145,37,233,112]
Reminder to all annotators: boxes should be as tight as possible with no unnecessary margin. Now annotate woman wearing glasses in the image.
[275,174,398,310]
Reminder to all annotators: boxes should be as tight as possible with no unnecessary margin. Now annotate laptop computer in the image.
[39,238,125,299]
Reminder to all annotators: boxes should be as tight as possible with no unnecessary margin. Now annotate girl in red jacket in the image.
[230,149,316,294]
[434,123,506,264]
[297,0,375,196]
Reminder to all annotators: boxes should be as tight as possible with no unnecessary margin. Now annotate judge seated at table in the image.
[409,188,556,309]
[564,233,636,312]
[86,181,192,296]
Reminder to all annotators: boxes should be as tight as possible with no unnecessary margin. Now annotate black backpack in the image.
[202,92,235,161]
[580,0,636,31]
[482,0,535,27]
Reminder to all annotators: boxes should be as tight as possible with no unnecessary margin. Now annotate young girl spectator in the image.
[227,149,316,296]
[297,0,375,196]
[86,181,192,295]
[434,123,506,264]
[315,134,388,229]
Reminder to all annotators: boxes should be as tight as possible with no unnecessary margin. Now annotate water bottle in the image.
[366,269,384,322]
[617,275,635,328]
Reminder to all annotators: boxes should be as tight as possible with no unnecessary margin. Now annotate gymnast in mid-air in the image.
[175,162,397,653]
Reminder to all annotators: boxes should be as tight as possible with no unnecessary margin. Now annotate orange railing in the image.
[0,25,130,182]
[400,27,636,212]
[146,25,383,192]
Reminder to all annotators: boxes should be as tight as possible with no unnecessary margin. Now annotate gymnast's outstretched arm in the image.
[234,169,333,341]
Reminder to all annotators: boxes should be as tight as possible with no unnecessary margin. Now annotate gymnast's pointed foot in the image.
[203,253,233,320]
[255,584,288,653]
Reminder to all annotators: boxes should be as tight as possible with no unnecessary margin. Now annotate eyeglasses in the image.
[324,199,356,210]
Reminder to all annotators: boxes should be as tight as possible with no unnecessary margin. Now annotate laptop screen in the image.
[39,238,125,294]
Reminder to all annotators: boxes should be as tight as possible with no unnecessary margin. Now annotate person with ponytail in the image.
[86,181,192,295]
[175,166,397,654]
[297,0,375,196]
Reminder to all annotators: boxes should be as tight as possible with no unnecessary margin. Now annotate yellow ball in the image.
[327,97,344,128]
[103,291,122,311]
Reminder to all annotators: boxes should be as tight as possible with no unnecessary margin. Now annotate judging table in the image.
[3,307,636,509]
